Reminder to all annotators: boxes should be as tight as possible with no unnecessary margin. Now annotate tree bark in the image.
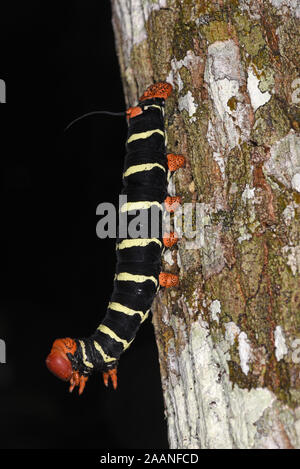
[111,0,300,449]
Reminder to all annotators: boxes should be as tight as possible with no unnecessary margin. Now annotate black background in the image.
[0,1,168,449]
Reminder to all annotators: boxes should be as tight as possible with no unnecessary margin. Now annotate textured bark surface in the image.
[111,0,300,448]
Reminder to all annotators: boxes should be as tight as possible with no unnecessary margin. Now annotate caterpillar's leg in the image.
[69,370,80,393]
[69,371,88,395]
[164,196,181,213]
[167,153,185,172]
[103,368,118,390]
[159,272,179,288]
[69,372,88,395]
[163,231,179,248]
[126,106,143,120]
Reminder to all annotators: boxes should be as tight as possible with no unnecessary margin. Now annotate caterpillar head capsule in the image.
[46,338,88,394]
[46,338,76,382]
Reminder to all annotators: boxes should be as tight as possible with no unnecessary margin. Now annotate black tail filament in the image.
[64,110,126,132]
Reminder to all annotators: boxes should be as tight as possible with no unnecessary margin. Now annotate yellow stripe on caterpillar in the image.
[127,129,164,144]
[143,104,163,112]
[98,324,133,350]
[116,238,162,250]
[79,340,94,368]
[93,340,116,363]
[123,163,166,178]
[115,272,158,287]
[109,301,149,321]
[120,201,162,213]
[140,310,150,323]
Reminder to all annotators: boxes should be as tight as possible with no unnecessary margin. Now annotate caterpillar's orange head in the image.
[46,338,77,381]
[139,82,172,101]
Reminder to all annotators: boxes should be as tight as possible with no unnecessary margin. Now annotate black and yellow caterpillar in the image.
[46,82,185,394]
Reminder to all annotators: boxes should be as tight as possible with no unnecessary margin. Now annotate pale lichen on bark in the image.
[111,0,300,448]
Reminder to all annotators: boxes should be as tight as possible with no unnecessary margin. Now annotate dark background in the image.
[0,1,168,449]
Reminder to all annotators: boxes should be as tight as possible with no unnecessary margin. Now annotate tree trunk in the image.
[111,0,300,449]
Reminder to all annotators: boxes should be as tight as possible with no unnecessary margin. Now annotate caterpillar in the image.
[46,82,185,394]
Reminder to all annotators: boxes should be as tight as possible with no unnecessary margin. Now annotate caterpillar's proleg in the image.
[167,153,185,172]
[159,272,179,288]
[46,81,184,394]
[163,231,179,248]
[164,196,182,212]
